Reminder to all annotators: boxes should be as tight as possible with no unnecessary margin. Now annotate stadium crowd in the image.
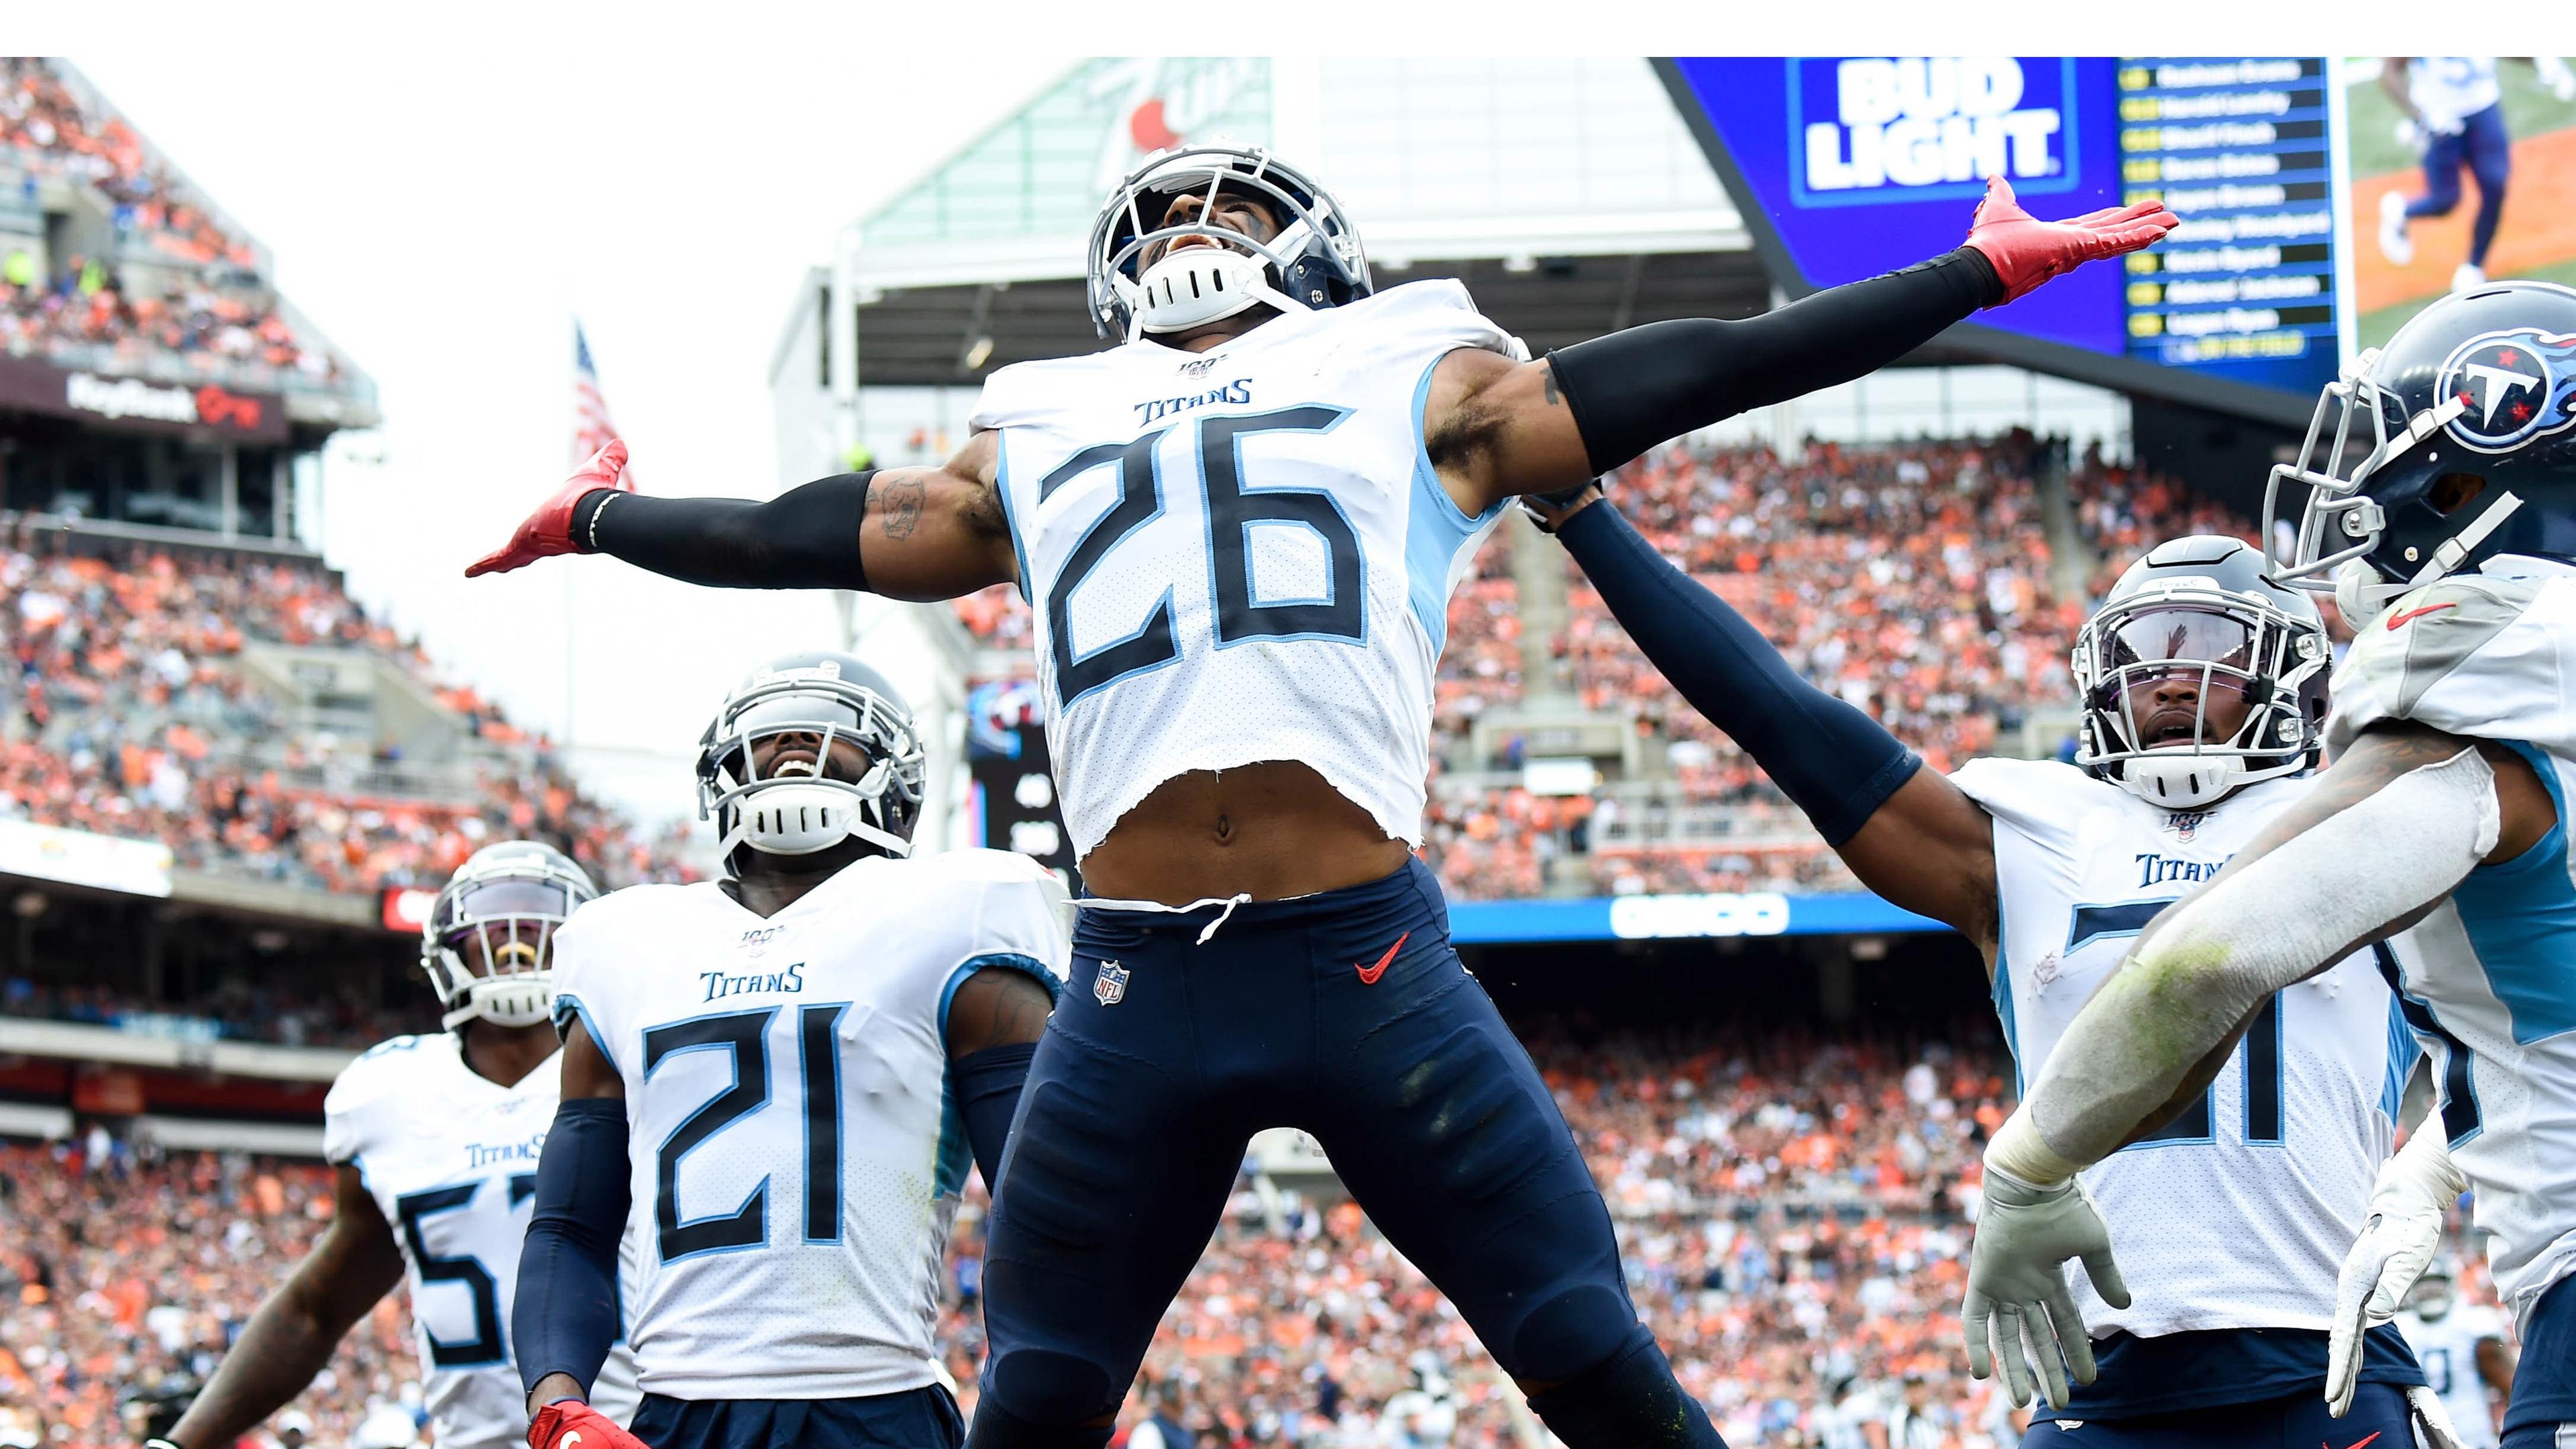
[0,1022,2159,1448]
[0,58,343,389]
[0,517,697,900]
[946,435,2267,903]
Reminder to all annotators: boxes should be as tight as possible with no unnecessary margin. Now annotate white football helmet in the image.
[421,841,598,1031]
[696,651,926,867]
[1085,142,1372,341]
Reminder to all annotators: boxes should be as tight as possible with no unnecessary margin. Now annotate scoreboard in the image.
[1658,56,2357,422]
[2116,58,2346,396]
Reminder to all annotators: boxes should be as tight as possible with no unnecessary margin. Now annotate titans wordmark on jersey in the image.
[549,848,1069,1401]
[2329,557,2576,1328]
[969,279,1522,856]
[1953,757,2418,1339]
[323,1034,640,1449]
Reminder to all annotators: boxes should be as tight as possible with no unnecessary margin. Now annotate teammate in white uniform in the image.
[471,144,2171,1449]
[1529,472,2433,1442]
[511,652,1067,1449]
[155,843,639,1449]
[1960,280,2576,1449]
[2400,1260,2519,1448]
[2375,58,2576,292]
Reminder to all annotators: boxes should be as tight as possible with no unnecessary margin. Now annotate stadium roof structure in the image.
[799,59,1789,389]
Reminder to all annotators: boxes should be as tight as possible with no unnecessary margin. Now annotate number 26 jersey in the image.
[969,280,1521,856]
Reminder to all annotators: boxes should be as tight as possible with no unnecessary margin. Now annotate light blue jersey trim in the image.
[993,435,1032,604]
[1992,908,2021,1097]
[552,991,624,1079]
[2452,741,2576,1045]
[934,953,1061,1199]
[1403,355,1501,654]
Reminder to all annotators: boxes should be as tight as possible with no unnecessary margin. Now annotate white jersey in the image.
[969,280,1521,854]
[2410,58,2503,123]
[1955,757,2415,1338]
[551,849,1069,1399]
[2395,1303,2508,1449]
[2329,556,2576,1326]
[323,1034,641,1449]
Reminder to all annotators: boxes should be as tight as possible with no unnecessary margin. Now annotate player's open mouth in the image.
[2144,714,2205,747]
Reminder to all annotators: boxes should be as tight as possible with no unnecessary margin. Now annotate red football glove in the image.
[527,1399,650,1449]
[465,439,635,578]
[1961,175,2178,307]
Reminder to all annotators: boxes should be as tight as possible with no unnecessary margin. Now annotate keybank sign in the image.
[1790,57,2079,207]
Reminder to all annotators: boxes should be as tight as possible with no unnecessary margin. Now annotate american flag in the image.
[572,323,627,472]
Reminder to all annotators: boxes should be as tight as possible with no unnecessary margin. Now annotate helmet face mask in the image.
[2265,282,2576,621]
[698,653,926,869]
[421,843,598,1032]
[2073,537,2330,808]
[1086,144,1371,341]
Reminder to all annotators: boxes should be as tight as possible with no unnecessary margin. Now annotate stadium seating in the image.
[0,519,698,903]
[0,59,347,392]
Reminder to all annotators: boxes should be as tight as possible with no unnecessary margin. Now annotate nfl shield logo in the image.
[1093,961,1130,1006]
[2164,810,2208,841]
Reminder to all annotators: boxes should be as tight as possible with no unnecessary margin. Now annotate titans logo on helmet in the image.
[2437,327,2576,453]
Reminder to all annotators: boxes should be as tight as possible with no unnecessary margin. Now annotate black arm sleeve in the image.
[1556,498,1921,847]
[513,1097,631,1400]
[572,471,873,591]
[1546,248,2003,476]
[952,1040,1038,1193]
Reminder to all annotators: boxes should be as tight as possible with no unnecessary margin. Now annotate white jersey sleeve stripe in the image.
[1402,355,1504,655]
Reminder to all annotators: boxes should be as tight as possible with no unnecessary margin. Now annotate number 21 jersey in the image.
[550,848,1069,1399]
[970,280,1521,855]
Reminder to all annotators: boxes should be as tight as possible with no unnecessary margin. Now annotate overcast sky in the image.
[61,31,1063,824]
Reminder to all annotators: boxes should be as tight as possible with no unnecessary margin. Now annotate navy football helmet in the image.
[2265,280,2576,621]
[696,650,925,868]
[1085,143,1372,341]
[2073,535,2330,808]
[421,840,598,1031]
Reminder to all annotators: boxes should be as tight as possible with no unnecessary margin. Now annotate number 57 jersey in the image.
[970,279,1521,856]
[549,849,1069,1400]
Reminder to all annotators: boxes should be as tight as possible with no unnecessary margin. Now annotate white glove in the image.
[2396,117,2422,150]
[1962,1166,2131,1411]
[2540,58,2576,103]
[2406,1383,2468,1449]
[2325,1124,2467,1416]
[2423,110,2466,138]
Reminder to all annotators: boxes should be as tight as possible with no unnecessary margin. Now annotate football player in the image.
[510,652,1067,1449]
[2397,1260,2518,1448]
[1527,479,2436,1448]
[1957,280,2576,1449]
[152,843,641,1449]
[470,148,2172,1449]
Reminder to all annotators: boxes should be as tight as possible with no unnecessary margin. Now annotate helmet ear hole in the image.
[2427,471,2489,516]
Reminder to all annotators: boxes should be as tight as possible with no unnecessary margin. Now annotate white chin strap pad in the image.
[2120,749,2247,809]
[447,971,553,1031]
[722,780,913,862]
[1133,247,1293,334]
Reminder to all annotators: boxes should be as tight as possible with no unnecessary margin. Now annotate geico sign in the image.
[1607,892,1791,940]
[1804,58,2063,193]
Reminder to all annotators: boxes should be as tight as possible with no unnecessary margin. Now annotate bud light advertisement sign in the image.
[1790,58,2081,207]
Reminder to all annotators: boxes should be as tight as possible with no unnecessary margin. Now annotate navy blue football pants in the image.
[629,1387,961,1448]
[2504,1272,2576,1448]
[971,858,1660,1442]
[2407,100,2512,267]
[2019,1383,2414,1448]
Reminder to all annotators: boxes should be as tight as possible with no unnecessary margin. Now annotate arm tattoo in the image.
[878,476,926,541]
[1541,363,1564,407]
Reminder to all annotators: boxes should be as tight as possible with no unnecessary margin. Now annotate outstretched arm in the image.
[1536,488,2000,953]
[1424,177,2177,510]
[161,1165,405,1447]
[466,433,1016,602]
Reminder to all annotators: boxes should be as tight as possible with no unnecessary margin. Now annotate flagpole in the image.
[564,315,579,757]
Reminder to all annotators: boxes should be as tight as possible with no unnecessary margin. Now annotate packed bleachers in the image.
[5,1021,2506,1448]
[0,517,699,902]
[0,58,346,391]
[947,436,2266,903]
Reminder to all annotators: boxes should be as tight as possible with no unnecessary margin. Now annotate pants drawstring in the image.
[1075,892,1258,945]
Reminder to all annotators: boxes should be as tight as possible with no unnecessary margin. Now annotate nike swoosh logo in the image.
[2387,602,2458,630]
[564,1436,583,1448]
[1355,931,1409,985]
[2333,1432,2380,1449]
